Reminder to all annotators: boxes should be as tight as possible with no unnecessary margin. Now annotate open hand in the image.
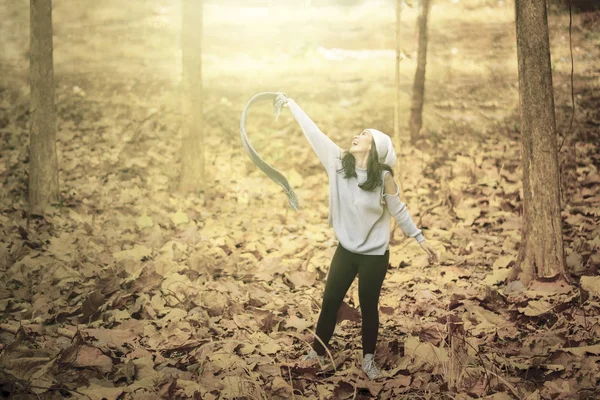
[419,240,439,265]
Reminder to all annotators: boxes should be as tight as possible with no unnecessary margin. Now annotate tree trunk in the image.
[393,0,405,199]
[29,0,59,215]
[408,0,430,144]
[393,0,403,147]
[180,0,205,193]
[509,0,567,286]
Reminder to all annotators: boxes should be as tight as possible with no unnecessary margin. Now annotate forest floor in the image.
[0,0,599,399]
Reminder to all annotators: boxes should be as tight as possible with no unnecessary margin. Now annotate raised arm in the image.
[287,98,341,170]
[383,173,425,243]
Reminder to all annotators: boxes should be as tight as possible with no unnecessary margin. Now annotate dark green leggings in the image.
[312,244,390,356]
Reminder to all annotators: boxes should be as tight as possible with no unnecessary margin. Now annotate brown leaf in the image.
[524,389,541,400]
[562,344,600,356]
[271,376,293,396]
[285,270,315,288]
[200,291,231,317]
[259,340,281,355]
[404,335,449,367]
[131,356,157,382]
[580,276,600,298]
[1,353,54,382]
[233,313,260,331]
[47,232,76,262]
[238,343,257,355]
[567,250,583,269]
[415,289,438,304]
[77,386,124,400]
[337,301,361,323]
[253,309,280,332]
[389,373,411,387]
[417,323,445,346]
[254,256,285,282]
[80,291,105,323]
[484,267,511,286]
[463,302,506,326]
[517,300,553,316]
[493,255,514,269]
[219,375,251,398]
[112,360,135,384]
[488,392,514,400]
[177,225,202,245]
[526,280,573,297]
[62,344,113,374]
[332,380,355,400]
[317,384,333,399]
[454,204,481,226]
[113,244,152,261]
[283,314,312,332]
[248,286,272,307]
[82,328,139,353]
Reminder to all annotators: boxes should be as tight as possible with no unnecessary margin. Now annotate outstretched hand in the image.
[275,93,289,108]
[419,240,439,265]
[273,93,289,121]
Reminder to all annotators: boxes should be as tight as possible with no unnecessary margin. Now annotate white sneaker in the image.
[302,349,326,364]
[362,353,383,380]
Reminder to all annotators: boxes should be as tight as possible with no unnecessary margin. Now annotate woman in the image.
[282,95,439,380]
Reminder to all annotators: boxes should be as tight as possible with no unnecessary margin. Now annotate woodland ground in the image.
[0,0,599,399]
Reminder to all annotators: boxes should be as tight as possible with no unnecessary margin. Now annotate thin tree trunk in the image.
[29,0,59,215]
[408,0,430,144]
[509,0,567,285]
[393,0,403,146]
[393,0,405,199]
[180,0,205,193]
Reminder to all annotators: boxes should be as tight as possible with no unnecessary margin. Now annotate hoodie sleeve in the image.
[287,98,341,171]
[382,172,425,243]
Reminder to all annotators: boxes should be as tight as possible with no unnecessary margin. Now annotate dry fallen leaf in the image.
[580,276,600,298]
[404,335,449,367]
[517,299,554,316]
[170,210,190,225]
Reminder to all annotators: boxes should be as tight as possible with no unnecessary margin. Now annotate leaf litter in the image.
[0,2,599,399]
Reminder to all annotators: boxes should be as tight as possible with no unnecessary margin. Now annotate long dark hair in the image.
[336,141,394,192]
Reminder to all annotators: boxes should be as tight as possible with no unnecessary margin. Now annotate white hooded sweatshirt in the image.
[287,98,424,255]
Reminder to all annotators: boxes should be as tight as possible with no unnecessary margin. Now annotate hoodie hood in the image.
[365,128,397,168]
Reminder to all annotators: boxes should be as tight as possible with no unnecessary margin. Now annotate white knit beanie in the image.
[365,129,397,169]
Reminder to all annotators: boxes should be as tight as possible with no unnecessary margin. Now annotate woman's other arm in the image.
[383,173,425,243]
